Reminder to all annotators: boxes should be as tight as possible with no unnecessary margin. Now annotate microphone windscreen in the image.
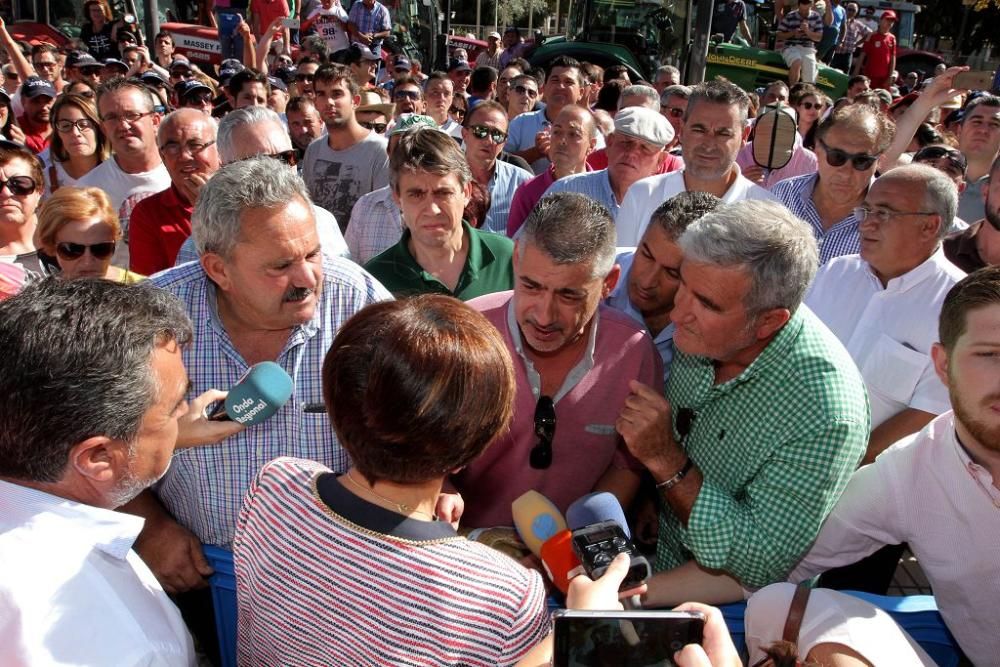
[511,490,568,557]
[752,104,797,170]
[539,529,579,594]
[223,361,294,426]
[566,492,631,538]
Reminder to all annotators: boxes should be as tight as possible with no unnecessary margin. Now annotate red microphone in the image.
[539,529,580,594]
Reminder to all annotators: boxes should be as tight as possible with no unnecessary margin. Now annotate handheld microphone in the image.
[539,530,580,594]
[566,492,650,599]
[566,492,631,538]
[207,361,294,426]
[511,490,568,557]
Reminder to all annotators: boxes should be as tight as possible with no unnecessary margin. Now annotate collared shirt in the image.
[586,149,684,175]
[944,220,989,273]
[482,158,533,234]
[0,481,196,665]
[364,221,514,300]
[778,9,823,48]
[805,249,965,429]
[789,412,1000,667]
[150,258,392,546]
[456,291,661,527]
[129,183,193,275]
[507,165,558,237]
[345,184,403,264]
[605,250,676,385]
[617,169,777,247]
[543,168,621,222]
[346,0,391,52]
[771,173,862,265]
[837,17,872,53]
[958,174,988,224]
[657,307,869,588]
[506,108,606,175]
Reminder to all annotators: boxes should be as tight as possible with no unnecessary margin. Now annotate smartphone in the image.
[954,70,995,91]
[281,17,300,30]
[552,609,705,667]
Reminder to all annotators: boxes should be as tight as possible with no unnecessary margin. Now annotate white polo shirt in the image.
[0,480,196,666]
[615,168,777,247]
[804,249,965,428]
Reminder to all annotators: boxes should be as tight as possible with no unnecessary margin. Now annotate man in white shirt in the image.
[616,80,776,246]
[806,164,967,465]
[790,265,1000,667]
[0,278,198,666]
[79,77,171,217]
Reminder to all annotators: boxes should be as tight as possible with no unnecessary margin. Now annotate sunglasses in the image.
[818,138,879,171]
[359,121,388,133]
[295,73,315,82]
[0,175,37,196]
[185,92,215,105]
[913,146,967,173]
[449,106,466,117]
[4,72,19,79]
[56,241,116,261]
[530,395,556,469]
[513,84,538,98]
[469,124,508,144]
[393,89,421,101]
[663,106,685,118]
[799,101,821,110]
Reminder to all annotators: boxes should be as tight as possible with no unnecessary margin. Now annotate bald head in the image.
[556,104,597,139]
[157,107,217,144]
[550,105,598,176]
[879,163,958,239]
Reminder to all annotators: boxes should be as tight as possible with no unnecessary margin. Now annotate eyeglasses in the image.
[101,110,155,125]
[393,89,421,101]
[854,205,937,225]
[160,139,216,157]
[818,138,879,171]
[663,106,685,118]
[799,101,821,110]
[359,121,388,133]
[469,124,508,144]
[55,241,116,261]
[449,106,466,117]
[530,395,556,469]
[170,70,193,80]
[0,175,37,195]
[913,145,967,174]
[295,73,315,82]
[55,118,97,133]
[185,92,215,105]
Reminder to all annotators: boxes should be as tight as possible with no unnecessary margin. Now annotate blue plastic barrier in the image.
[203,545,238,667]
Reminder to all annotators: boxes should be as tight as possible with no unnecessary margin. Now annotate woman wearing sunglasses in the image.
[448,93,467,125]
[44,94,110,195]
[0,89,24,145]
[36,186,142,282]
[0,144,47,279]
[791,84,823,150]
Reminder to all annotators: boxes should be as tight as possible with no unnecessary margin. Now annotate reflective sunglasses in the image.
[469,124,508,144]
[55,118,97,133]
[513,84,538,98]
[0,175,37,195]
[56,241,116,261]
[359,121,388,133]
[393,89,421,101]
[530,395,556,469]
[818,138,879,171]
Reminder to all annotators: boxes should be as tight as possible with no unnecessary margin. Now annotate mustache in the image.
[283,287,315,303]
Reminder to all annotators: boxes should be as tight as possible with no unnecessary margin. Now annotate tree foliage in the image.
[916,0,1000,56]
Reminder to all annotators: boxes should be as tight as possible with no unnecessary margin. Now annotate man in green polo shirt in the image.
[617,199,870,602]
[364,119,514,300]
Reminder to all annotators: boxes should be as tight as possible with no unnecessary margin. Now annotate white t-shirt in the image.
[308,4,350,53]
[615,168,777,246]
[77,157,171,217]
[804,249,965,428]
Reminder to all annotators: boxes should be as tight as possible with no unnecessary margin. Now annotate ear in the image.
[352,94,361,110]
[601,263,621,298]
[923,214,943,241]
[741,121,752,146]
[69,435,127,485]
[200,251,233,292]
[958,181,967,195]
[752,307,791,341]
[462,179,473,208]
[931,342,950,389]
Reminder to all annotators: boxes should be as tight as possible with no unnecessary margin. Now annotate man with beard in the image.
[17,77,55,154]
[0,278,198,665]
[946,154,1000,271]
[302,63,390,231]
[616,81,775,246]
[124,158,390,662]
[605,192,722,383]
[787,266,1000,667]
[286,96,325,161]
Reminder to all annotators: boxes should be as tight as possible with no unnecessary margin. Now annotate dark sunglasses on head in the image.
[913,145,967,174]
[449,106,466,117]
[0,175,37,196]
[469,124,508,144]
[513,84,538,98]
[530,395,556,469]
[56,241,116,261]
[359,121,388,133]
[818,138,879,171]
[393,89,421,101]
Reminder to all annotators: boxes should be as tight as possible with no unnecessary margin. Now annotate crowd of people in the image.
[1,0,999,665]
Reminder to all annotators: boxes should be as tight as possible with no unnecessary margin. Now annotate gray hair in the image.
[157,107,218,144]
[660,84,692,105]
[649,191,724,240]
[217,105,288,163]
[619,84,660,110]
[686,80,751,126]
[519,192,617,279]
[882,163,958,240]
[656,65,681,80]
[390,127,472,193]
[193,156,313,258]
[679,200,818,315]
[0,278,191,484]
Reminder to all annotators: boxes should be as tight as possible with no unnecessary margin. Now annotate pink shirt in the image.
[737,135,817,190]
[456,291,661,528]
[506,167,557,237]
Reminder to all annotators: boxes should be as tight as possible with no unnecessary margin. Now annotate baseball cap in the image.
[274,66,297,84]
[169,57,192,72]
[356,90,395,118]
[140,70,170,87]
[614,107,674,147]
[221,58,244,70]
[267,76,288,93]
[117,30,137,43]
[448,59,472,73]
[488,31,501,40]
[21,76,56,99]
[393,56,411,72]
[103,58,129,73]
[175,79,212,99]
[880,10,897,22]
[389,113,441,137]
[66,51,99,68]
[348,44,381,62]
[218,67,241,85]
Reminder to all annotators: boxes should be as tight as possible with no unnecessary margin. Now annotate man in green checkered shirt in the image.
[617,199,870,600]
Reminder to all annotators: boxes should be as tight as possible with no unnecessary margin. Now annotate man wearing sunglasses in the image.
[506,73,539,121]
[450,192,660,529]
[390,75,425,118]
[772,102,893,265]
[461,100,532,234]
[175,79,216,115]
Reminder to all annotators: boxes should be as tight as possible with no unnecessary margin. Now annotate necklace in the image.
[345,470,439,521]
